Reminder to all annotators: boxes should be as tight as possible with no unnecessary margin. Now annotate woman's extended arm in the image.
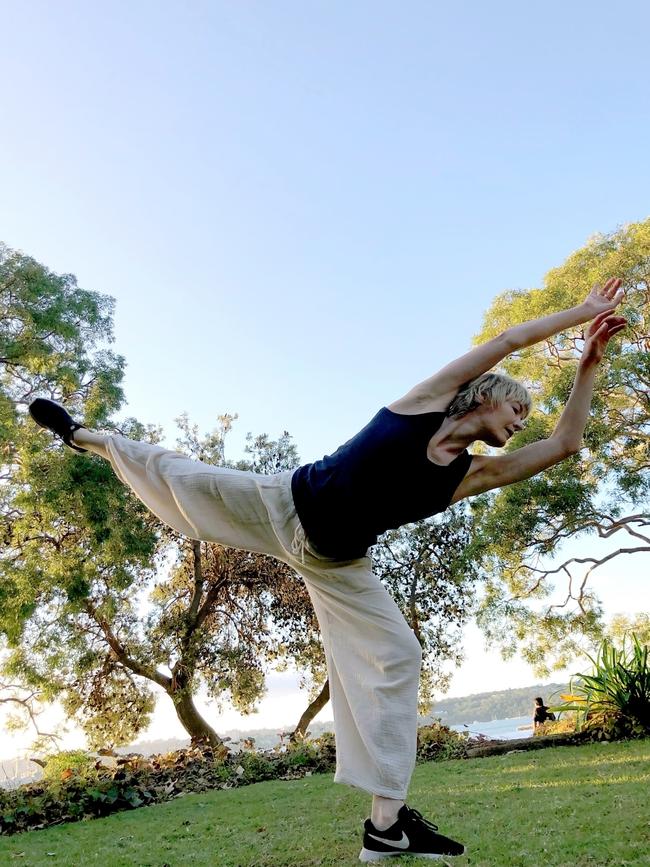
[450,310,628,501]
[551,309,628,448]
[391,278,623,412]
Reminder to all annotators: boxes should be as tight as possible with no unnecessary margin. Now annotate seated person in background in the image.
[534,697,556,729]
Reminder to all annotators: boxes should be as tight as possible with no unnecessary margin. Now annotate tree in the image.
[606,613,650,649]
[1,243,323,750]
[0,674,60,749]
[469,220,650,674]
[2,243,161,744]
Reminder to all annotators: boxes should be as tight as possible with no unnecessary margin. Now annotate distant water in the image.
[450,715,533,741]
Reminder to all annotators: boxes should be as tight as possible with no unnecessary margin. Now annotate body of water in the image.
[451,715,533,740]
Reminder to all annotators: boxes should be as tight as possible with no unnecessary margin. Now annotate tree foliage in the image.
[0,243,330,749]
[1,243,161,744]
[606,613,650,649]
[470,220,650,674]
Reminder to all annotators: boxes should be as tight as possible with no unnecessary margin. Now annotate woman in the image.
[534,697,556,730]
[29,278,625,861]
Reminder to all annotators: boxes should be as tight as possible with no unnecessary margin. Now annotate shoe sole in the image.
[359,847,464,861]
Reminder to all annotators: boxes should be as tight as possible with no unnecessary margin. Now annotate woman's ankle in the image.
[371,795,404,830]
[71,428,110,457]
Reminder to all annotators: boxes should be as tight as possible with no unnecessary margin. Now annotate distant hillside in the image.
[424,683,570,726]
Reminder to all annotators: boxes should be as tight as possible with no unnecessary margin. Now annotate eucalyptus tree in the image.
[0,243,321,749]
[470,220,650,674]
[606,613,650,650]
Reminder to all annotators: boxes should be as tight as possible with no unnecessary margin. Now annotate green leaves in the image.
[471,219,650,672]
[1,243,157,746]
[555,634,650,738]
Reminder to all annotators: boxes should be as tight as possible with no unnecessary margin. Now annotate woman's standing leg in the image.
[278,543,464,859]
[288,551,423,805]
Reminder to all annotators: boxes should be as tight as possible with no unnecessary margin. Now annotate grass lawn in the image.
[0,739,648,866]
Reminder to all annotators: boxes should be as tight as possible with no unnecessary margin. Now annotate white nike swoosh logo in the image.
[368,830,410,849]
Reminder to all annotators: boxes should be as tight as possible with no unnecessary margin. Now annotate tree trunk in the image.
[291,679,330,742]
[170,688,226,754]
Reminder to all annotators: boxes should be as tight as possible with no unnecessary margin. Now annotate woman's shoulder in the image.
[386,394,453,415]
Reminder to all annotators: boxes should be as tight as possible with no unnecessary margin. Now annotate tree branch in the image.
[84,601,171,690]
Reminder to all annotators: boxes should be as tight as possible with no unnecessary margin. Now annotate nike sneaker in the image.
[28,398,88,453]
[359,804,465,861]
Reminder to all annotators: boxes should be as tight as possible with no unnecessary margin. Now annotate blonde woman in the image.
[30,278,625,861]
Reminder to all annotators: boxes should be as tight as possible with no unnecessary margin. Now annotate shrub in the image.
[554,633,650,740]
[534,714,578,737]
[41,750,101,785]
[0,735,339,836]
[0,722,491,837]
[416,722,468,761]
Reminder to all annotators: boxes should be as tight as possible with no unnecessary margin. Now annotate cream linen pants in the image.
[104,435,423,799]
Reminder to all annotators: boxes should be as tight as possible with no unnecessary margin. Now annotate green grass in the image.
[1,740,648,866]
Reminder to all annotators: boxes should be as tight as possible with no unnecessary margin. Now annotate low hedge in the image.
[0,735,336,836]
[1,722,474,836]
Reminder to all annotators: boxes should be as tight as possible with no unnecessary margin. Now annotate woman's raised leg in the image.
[26,394,290,556]
[72,428,111,458]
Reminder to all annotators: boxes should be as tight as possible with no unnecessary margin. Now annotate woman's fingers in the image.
[587,311,617,336]
[592,277,623,302]
[592,319,627,343]
[588,312,626,334]
[591,309,614,324]
[587,316,626,341]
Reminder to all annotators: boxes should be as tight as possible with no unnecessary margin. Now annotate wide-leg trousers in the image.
[104,434,423,799]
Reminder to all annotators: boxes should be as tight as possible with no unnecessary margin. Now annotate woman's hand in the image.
[581,310,627,367]
[581,277,624,318]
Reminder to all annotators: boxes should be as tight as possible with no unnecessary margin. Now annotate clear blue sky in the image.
[1,2,649,750]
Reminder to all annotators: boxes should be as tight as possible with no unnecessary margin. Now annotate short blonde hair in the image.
[446,372,532,419]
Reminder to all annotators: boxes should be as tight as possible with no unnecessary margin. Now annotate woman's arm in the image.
[390,279,623,413]
[551,307,628,449]
[504,278,623,355]
[450,310,628,501]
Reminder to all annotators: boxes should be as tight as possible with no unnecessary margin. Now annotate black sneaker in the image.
[28,398,88,453]
[359,805,465,861]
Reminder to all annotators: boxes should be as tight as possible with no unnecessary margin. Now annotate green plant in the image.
[554,633,650,739]
[534,713,577,736]
[42,750,101,784]
[416,721,468,761]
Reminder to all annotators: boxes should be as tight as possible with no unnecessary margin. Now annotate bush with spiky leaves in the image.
[554,633,650,739]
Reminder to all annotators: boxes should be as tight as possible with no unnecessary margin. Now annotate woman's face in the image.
[473,397,527,447]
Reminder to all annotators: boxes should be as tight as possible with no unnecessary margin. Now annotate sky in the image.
[1,1,649,757]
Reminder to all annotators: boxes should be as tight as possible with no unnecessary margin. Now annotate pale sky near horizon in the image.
[1,1,649,757]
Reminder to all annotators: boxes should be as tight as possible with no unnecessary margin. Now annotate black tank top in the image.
[291,407,473,560]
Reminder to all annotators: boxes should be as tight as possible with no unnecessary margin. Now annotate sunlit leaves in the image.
[470,220,650,672]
